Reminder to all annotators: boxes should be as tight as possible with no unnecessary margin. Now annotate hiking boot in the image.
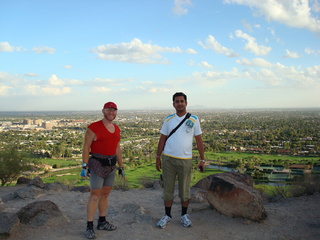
[86,227,96,239]
[156,215,172,229]
[97,221,117,231]
[181,214,192,227]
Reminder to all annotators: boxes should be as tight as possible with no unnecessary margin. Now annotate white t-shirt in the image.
[160,113,202,159]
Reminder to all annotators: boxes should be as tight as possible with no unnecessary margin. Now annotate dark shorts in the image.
[90,168,116,189]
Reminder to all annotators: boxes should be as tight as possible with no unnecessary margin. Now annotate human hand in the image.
[198,161,205,173]
[82,163,88,169]
[156,157,162,171]
[118,167,126,178]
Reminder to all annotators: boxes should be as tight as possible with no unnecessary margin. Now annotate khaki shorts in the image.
[162,155,193,202]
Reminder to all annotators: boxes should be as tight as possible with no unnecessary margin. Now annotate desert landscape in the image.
[1,184,320,240]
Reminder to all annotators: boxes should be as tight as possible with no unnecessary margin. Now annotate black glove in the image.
[118,167,125,177]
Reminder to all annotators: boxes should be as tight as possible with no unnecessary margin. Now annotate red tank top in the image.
[88,120,120,156]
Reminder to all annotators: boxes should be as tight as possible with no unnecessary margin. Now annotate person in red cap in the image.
[82,102,125,239]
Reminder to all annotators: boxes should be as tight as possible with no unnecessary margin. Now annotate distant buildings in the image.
[42,121,53,130]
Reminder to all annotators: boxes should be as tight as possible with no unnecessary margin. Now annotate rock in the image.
[14,186,46,199]
[194,172,253,190]
[122,203,152,224]
[0,212,19,238]
[46,182,69,192]
[70,185,90,193]
[196,172,267,221]
[28,176,46,189]
[0,192,15,203]
[16,177,32,185]
[152,180,161,190]
[17,200,70,226]
[190,187,207,203]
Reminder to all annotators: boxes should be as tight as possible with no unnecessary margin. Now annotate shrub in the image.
[113,175,130,191]
[256,173,320,199]
[138,176,154,188]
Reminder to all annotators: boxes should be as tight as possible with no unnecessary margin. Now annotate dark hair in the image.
[172,92,187,102]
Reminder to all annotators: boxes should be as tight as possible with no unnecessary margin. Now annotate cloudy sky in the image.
[1,0,319,111]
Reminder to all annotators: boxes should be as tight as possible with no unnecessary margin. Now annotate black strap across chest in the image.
[166,112,191,140]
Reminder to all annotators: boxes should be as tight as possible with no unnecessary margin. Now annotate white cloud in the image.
[25,85,71,96]
[149,88,171,93]
[92,38,196,64]
[0,85,11,96]
[198,61,214,69]
[235,58,320,88]
[250,68,282,86]
[267,27,283,44]
[24,73,39,77]
[172,0,192,15]
[192,68,241,86]
[49,75,65,86]
[305,48,320,56]
[283,49,299,58]
[198,35,239,57]
[311,0,320,12]
[92,87,112,93]
[234,30,272,56]
[90,77,133,87]
[0,42,22,52]
[223,0,320,34]
[32,46,56,54]
[64,65,73,69]
[236,58,273,67]
[305,65,320,79]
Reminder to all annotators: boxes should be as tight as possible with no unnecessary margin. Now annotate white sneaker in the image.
[156,215,172,229]
[181,214,192,227]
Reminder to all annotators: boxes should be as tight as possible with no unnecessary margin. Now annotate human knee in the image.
[89,190,101,201]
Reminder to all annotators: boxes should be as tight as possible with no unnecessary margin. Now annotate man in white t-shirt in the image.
[156,92,205,229]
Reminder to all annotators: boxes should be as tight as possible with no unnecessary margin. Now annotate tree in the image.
[0,146,33,186]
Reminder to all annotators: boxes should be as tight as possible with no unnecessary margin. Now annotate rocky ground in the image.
[0,185,320,240]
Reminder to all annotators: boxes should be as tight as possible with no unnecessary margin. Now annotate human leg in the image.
[97,170,117,231]
[85,170,105,239]
[157,156,176,228]
[97,169,115,217]
[87,170,105,222]
[97,186,112,215]
[177,159,193,227]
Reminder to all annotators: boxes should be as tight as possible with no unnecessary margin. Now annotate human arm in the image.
[116,142,123,168]
[195,134,205,172]
[156,134,167,171]
[82,128,95,166]
[116,142,126,178]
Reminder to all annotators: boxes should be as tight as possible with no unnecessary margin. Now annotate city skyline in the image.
[1,0,319,111]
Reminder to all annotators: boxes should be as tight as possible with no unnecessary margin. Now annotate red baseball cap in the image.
[103,102,118,110]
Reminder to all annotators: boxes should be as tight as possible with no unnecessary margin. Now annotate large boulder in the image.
[17,200,70,226]
[195,172,267,221]
[28,176,46,189]
[14,186,46,199]
[0,212,19,238]
[46,182,70,192]
[16,177,32,185]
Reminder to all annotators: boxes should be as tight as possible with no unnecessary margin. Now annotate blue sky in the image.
[1,0,319,111]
